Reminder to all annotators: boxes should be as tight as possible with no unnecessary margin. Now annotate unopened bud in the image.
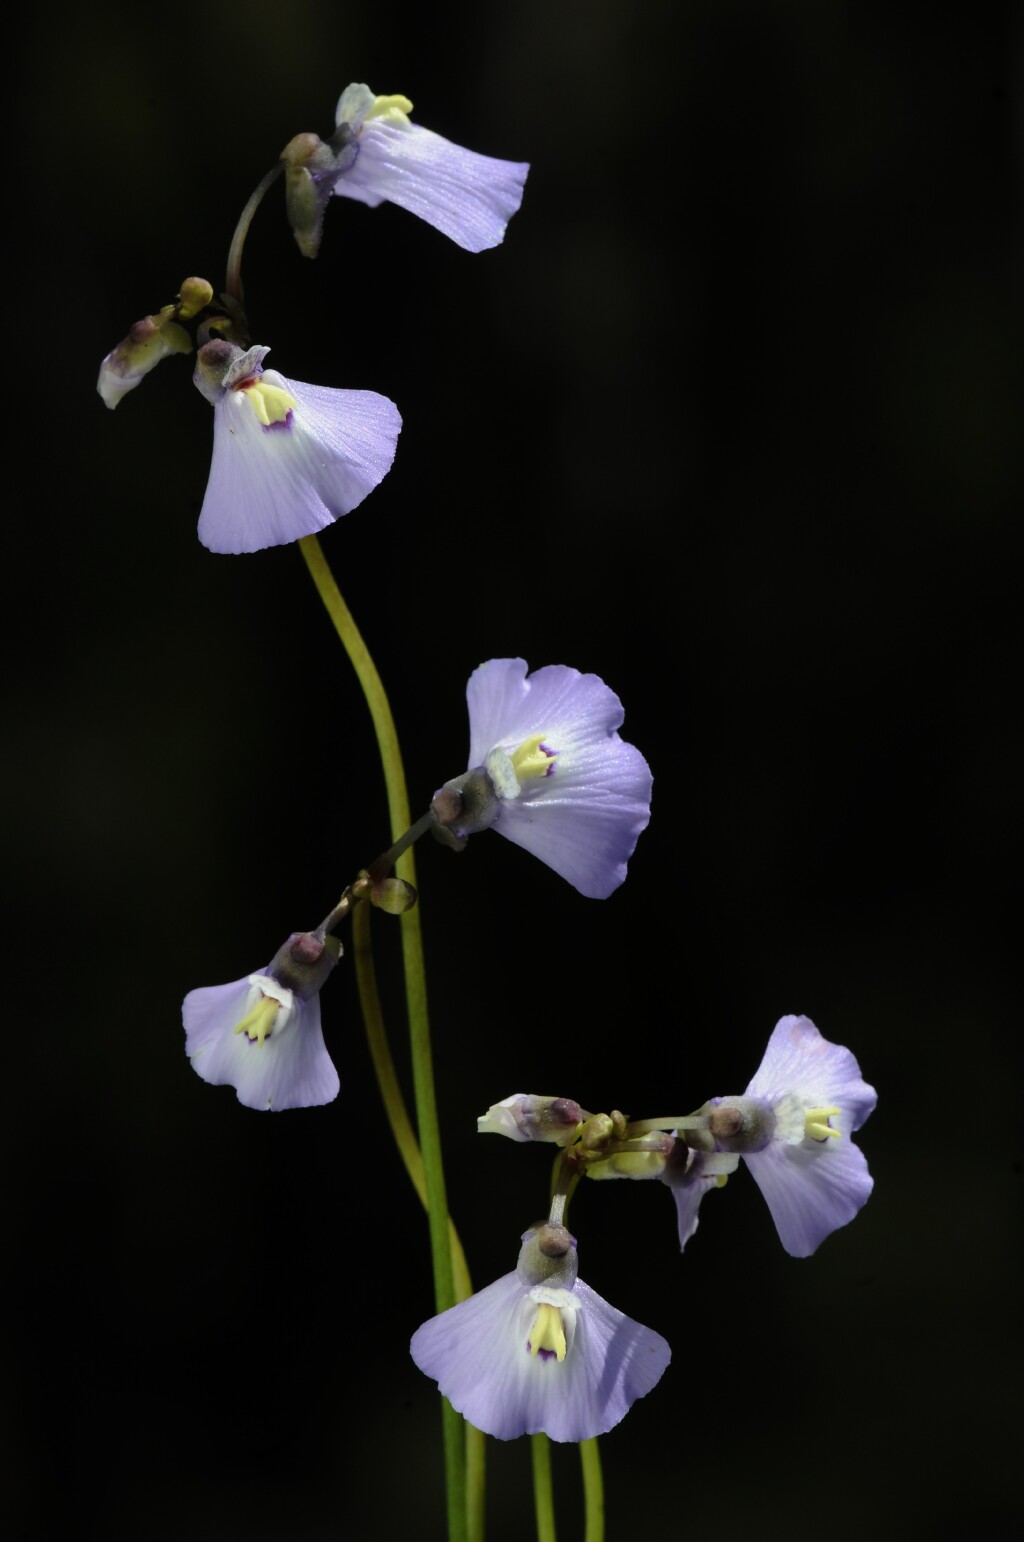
[586,1146,673,1180]
[579,1113,615,1150]
[97,303,191,409]
[478,1094,583,1145]
[176,276,214,320]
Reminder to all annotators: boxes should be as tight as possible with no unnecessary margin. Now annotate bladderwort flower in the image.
[410,1222,670,1442]
[430,658,653,899]
[192,339,401,553]
[183,931,340,1111]
[663,1014,877,1257]
[284,84,529,259]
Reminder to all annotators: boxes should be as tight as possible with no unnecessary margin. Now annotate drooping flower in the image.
[330,85,529,253]
[192,339,401,553]
[410,1223,670,1442]
[662,1015,877,1257]
[430,658,653,899]
[183,931,340,1111]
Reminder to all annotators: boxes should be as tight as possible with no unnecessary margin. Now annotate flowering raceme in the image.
[663,1015,877,1257]
[431,658,652,898]
[183,931,340,1111]
[192,339,401,553]
[411,1223,670,1442]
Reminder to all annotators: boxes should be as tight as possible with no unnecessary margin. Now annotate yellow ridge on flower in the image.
[804,1105,842,1141]
[368,94,413,123]
[233,995,280,1046]
[528,1303,567,1361]
[236,379,297,427]
[510,733,557,781]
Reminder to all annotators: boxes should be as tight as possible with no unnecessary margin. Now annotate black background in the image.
[8,2,1021,1537]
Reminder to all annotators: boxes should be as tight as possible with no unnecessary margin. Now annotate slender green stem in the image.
[351,900,471,1298]
[579,1440,604,1542]
[465,1426,486,1542]
[299,534,465,1541]
[531,1434,557,1542]
[225,161,284,304]
[352,901,484,1541]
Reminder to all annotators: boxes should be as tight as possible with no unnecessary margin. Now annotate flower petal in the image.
[744,1135,874,1258]
[197,373,401,554]
[333,120,528,252]
[182,974,339,1111]
[744,1015,877,1131]
[465,659,652,898]
[410,1272,669,1442]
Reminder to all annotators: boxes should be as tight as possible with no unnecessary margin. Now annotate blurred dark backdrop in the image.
[7,2,1021,1537]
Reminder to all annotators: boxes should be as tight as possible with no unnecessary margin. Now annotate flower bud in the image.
[478,1094,583,1144]
[97,305,191,409]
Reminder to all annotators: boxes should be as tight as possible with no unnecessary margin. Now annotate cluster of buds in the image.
[416,1016,875,1443]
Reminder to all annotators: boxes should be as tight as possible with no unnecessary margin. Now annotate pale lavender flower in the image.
[183,932,339,1111]
[664,1015,876,1257]
[410,1224,670,1442]
[192,339,401,554]
[331,85,529,252]
[432,658,652,898]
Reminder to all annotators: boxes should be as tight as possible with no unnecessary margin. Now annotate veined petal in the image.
[333,120,529,252]
[744,1135,874,1258]
[665,1150,738,1252]
[183,973,339,1111]
[744,1015,877,1131]
[197,372,401,554]
[410,1272,669,1442]
[465,659,652,898]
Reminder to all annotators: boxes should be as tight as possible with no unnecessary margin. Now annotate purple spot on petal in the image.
[263,410,294,432]
[536,1347,557,1361]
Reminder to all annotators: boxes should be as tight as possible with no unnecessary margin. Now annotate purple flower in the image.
[433,658,652,899]
[410,1224,670,1442]
[192,339,401,554]
[183,932,340,1111]
[664,1015,877,1257]
[331,85,529,252]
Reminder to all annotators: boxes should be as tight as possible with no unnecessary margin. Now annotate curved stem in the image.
[353,898,484,1540]
[299,534,464,1539]
[531,1434,557,1542]
[352,900,471,1298]
[225,161,284,304]
[579,1439,604,1542]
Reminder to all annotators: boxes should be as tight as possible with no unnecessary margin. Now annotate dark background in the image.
[7,2,1021,1537]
